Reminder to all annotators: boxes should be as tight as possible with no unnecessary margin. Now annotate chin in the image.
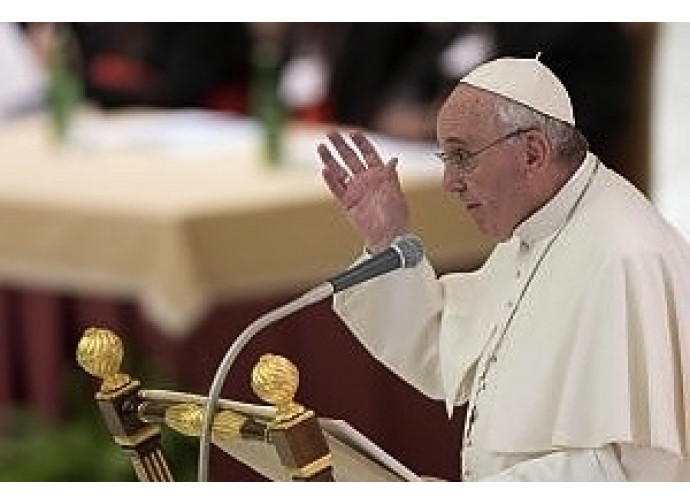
[481,224,511,242]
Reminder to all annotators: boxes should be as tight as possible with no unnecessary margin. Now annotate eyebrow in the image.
[442,136,469,147]
[441,136,471,151]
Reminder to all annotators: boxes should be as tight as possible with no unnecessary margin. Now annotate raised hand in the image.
[318,130,410,253]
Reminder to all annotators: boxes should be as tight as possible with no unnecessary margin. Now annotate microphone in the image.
[197,234,424,481]
[328,234,425,293]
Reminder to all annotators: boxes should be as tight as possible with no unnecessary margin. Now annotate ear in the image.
[523,129,550,176]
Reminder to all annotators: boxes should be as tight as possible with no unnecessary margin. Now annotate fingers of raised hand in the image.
[318,130,397,202]
[321,165,349,198]
[326,130,368,174]
[317,139,353,179]
[317,142,342,173]
[350,130,384,169]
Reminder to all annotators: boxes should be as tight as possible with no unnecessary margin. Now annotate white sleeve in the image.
[332,255,446,400]
[480,446,628,481]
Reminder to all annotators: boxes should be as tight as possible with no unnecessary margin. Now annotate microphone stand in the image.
[198,234,423,481]
[197,282,334,482]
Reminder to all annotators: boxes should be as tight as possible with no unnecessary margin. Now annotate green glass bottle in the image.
[47,26,82,144]
[251,41,285,168]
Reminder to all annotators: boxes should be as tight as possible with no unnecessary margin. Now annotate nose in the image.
[442,168,467,193]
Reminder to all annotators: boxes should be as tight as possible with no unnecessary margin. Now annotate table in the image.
[0,108,494,480]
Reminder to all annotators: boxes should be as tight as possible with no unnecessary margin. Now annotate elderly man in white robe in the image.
[316,56,690,481]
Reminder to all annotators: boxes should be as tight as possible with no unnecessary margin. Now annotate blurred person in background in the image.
[0,22,49,119]
[68,23,254,114]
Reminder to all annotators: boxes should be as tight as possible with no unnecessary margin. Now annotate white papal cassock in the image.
[333,152,690,481]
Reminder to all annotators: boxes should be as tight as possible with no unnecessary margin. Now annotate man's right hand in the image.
[317,130,410,253]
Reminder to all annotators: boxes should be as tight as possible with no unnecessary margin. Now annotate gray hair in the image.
[490,93,588,167]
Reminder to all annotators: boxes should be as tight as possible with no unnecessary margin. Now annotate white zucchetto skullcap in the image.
[460,56,575,125]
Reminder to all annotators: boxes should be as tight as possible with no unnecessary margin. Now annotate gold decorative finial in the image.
[251,354,304,423]
[164,403,203,437]
[76,327,131,393]
[163,403,245,444]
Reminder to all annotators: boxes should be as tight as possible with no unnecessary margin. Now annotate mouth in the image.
[465,202,481,212]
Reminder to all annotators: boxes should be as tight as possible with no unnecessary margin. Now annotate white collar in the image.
[513,152,598,247]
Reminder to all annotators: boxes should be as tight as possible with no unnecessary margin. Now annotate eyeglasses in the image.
[434,128,533,176]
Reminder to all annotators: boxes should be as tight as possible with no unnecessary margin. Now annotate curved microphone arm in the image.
[198,234,424,481]
[197,282,334,482]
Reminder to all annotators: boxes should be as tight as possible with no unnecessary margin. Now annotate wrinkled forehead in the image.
[437,84,496,144]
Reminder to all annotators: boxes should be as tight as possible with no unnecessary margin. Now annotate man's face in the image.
[436,85,530,241]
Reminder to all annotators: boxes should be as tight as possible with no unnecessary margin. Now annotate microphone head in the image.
[392,234,424,268]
